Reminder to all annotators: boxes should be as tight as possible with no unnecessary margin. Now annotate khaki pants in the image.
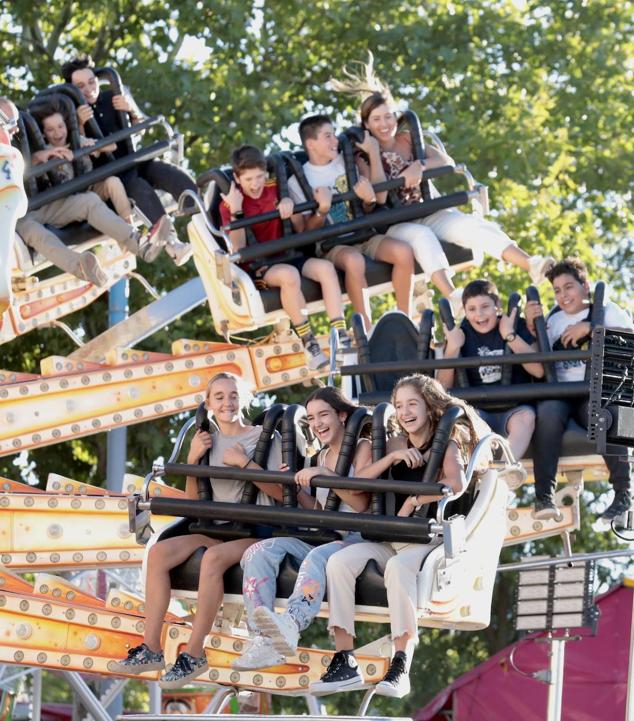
[91,177,132,221]
[16,191,136,274]
[326,538,442,643]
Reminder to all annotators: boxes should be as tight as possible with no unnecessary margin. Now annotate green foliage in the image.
[1,0,633,710]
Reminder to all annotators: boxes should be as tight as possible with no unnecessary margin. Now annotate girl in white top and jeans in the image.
[233,386,372,672]
[112,372,283,688]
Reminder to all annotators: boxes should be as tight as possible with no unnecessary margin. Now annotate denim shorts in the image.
[477,404,535,437]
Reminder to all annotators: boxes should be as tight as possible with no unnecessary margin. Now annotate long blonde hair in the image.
[330,52,396,128]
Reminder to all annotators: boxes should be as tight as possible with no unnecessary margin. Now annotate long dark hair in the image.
[305,386,358,422]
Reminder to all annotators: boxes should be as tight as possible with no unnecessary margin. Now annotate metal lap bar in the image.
[224,166,458,233]
[142,497,433,543]
[231,189,472,264]
[27,141,170,212]
[342,349,590,375]
[360,381,589,407]
[156,463,443,498]
[25,116,164,180]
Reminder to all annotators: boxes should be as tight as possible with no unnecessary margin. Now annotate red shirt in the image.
[220,180,282,243]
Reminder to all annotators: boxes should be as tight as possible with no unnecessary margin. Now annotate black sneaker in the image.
[110,643,165,674]
[309,651,365,695]
[375,651,410,698]
[600,490,632,523]
[159,651,209,689]
[533,496,562,522]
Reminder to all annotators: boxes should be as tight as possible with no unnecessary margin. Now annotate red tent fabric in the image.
[416,580,633,721]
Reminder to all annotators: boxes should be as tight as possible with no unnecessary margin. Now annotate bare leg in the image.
[506,408,536,460]
[143,534,219,652]
[262,264,307,326]
[302,258,343,320]
[502,244,530,271]
[332,247,371,328]
[333,626,355,652]
[373,238,414,316]
[185,538,255,657]
[430,269,456,298]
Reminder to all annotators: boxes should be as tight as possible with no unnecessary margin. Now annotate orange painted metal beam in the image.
[0,335,322,457]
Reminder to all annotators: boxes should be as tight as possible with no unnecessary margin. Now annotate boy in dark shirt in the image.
[220,145,350,371]
[61,54,194,266]
[438,279,543,460]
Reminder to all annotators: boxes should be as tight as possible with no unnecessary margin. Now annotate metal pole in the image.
[148,682,161,715]
[104,278,128,720]
[31,668,42,721]
[106,278,128,493]
[546,635,566,721]
[63,672,113,721]
[626,588,634,721]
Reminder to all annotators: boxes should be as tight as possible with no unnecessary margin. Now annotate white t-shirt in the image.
[546,301,633,382]
[204,426,282,513]
[287,154,352,224]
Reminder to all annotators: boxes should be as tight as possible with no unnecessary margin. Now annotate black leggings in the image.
[119,160,197,224]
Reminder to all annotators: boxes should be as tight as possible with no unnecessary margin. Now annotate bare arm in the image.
[396,440,465,517]
[499,309,544,379]
[424,142,455,169]
[437,325,465,389]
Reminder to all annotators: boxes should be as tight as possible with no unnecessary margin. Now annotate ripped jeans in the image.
[240,534,363,632]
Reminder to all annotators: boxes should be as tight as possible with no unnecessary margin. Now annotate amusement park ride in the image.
[1,68,633,721]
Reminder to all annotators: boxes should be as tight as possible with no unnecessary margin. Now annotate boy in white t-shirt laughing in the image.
[526,257,634,522]
[287,114,415,329]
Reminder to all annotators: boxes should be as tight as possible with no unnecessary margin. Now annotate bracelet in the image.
[241,458,251,469]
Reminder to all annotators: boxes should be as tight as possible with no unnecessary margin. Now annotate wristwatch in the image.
[315,208,327,218]
[504,332,517,342]
[231,210,244,220]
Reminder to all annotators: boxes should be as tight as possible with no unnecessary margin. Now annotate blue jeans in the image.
[240,534,362,632]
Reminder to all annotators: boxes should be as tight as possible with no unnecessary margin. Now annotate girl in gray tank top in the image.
[112,372,282,688]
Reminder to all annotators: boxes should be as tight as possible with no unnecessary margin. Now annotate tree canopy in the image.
[1,0,633,711]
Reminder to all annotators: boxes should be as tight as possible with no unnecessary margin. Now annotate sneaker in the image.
[76,251,110,287]
[165,228,193,266]
[253,607,299,657]
[110,643,165,674]
[138,216,171,262]
[375,651,410,699]
[309,651,365,695]
[304,337,329,371]
[528,255,555,285]
[232,635,285,671]
[159,651,208,690]
[337,329,352,350]
[533,496,563,522]
[448,287,464,319]
[599,489,632,523]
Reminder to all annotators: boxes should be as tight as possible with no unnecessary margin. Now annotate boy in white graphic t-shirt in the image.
[526,257,633,522]
[287,114,415,329]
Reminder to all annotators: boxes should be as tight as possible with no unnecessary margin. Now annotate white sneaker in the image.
[165,234,193,266]
[252,607,299,657]
[375,652,410,698]
[232,636,285,671]
[304,338,329,372]
[528,255,555,285]
[448,287,464,319]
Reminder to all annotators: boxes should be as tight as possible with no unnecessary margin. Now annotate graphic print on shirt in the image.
[475,346,503,383]
[330,173,351,224]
